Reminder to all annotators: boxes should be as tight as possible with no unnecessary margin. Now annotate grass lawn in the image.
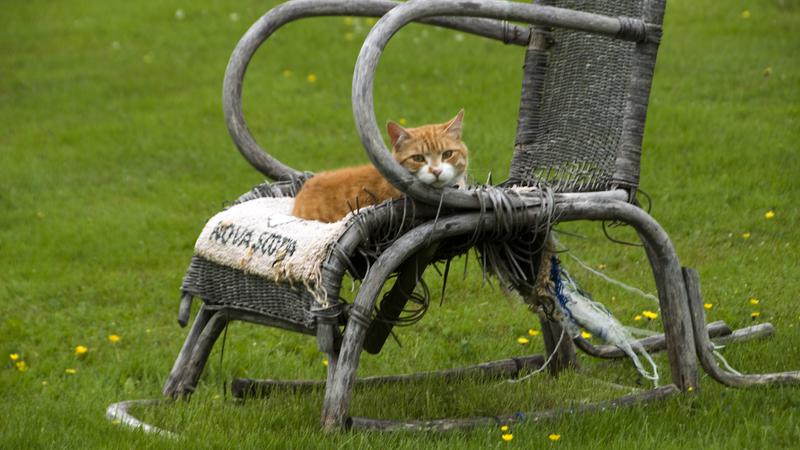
[1,0,799,448]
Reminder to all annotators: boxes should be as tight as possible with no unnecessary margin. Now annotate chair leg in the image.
[683,267,800,387]
[163,305,214,397]
[551,198,700,390]
[172,310,229,397]
[320,310,370,431]
[325,349,339,390]
[639,237,698,390]
[538,312,579,375]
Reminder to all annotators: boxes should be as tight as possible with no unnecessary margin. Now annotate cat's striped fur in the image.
[292,110,468,223]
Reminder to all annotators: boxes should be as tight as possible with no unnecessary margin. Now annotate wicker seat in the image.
[161,0,800,432]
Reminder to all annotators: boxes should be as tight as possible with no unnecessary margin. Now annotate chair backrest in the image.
[511,0,665,194]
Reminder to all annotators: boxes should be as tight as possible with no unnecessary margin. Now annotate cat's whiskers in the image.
[416,161,458,187]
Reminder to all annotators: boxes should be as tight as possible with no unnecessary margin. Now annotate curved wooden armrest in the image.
[352,0,652,208]
[222,0,531,181]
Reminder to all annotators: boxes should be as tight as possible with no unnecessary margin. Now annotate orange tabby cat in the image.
[292,110,468,223]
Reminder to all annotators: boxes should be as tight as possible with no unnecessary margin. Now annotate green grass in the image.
[2,0,799,448]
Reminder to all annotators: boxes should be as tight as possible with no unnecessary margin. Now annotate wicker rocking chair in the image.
[158,0,800,433]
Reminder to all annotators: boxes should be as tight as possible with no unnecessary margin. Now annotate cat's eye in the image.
[411,155,426,163]
[442,150,454,159]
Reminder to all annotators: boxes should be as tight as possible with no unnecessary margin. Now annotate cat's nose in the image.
[430,167,442,177]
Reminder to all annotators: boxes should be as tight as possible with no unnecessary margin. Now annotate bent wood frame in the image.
[350,0,657,209]
[223,0,533,182]
[320,196,697,429]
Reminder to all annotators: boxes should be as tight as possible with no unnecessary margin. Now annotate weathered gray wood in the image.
[165,306,316,398]
[555,199,699,391]
[321,196,700,430]
[352,0,650,209]
[325,349,339,395]
[322,210,553,430]
[364,243,440,354]
[174,311,229,397]
[315,323,337,355]
[223,0,530,181]
[538,312,579,375]
[511,2,551,172]
[177,293,193,328]
[349,384,679,432]
[613,0,665,189]
[712,323,774,346]
[319,191,625,428]
[163,305,214,397]
[683,267,800,387]
[234,354,544,398]
[321,308,370,430]
[575,320,732,359]
[165,288,342,399]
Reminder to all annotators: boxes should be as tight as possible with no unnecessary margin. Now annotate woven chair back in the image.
[510,0,659,193]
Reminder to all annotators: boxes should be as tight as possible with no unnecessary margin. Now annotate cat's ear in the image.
[443,109,464,139]
[387,121,410,147]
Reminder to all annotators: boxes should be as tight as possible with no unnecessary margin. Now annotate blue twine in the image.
[550,255,574,323]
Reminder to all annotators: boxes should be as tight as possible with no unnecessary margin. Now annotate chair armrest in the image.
[352,0,657,208]
[223,0,531,181]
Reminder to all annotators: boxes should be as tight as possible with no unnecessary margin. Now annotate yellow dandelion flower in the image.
[704,303,713,310]
[642,310,658,320]
[282,69,293,78]
[344,32,354,41]
[65,368,77,375]
[16,361,28,372]
[74,345,88,357]
[398,118,407,125]
[213,394,220,400]
[517,337,530,345]
[306,73,317,84]
[500,425,510,432]
[108,334,121,344]
[528,328,540,337]
[634,315,642,321]
[41,380,48,386]
[322,358,329,367]
[548,433,561,441]
[740,10,751,19]
[765,210,775,219]
[581,331,592,339]
[687,386,694,392]
[597,264,607,270]
[501,433,513,442]
[741,232,751,240]
[343,16,354,26]
[749,298,759,305]
[751,311,761,319]
[9,353,20,361]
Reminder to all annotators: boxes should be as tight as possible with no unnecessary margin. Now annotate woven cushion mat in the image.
[194,197,351,302]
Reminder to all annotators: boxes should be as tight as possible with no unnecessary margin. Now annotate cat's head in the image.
[387,110,468,188]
